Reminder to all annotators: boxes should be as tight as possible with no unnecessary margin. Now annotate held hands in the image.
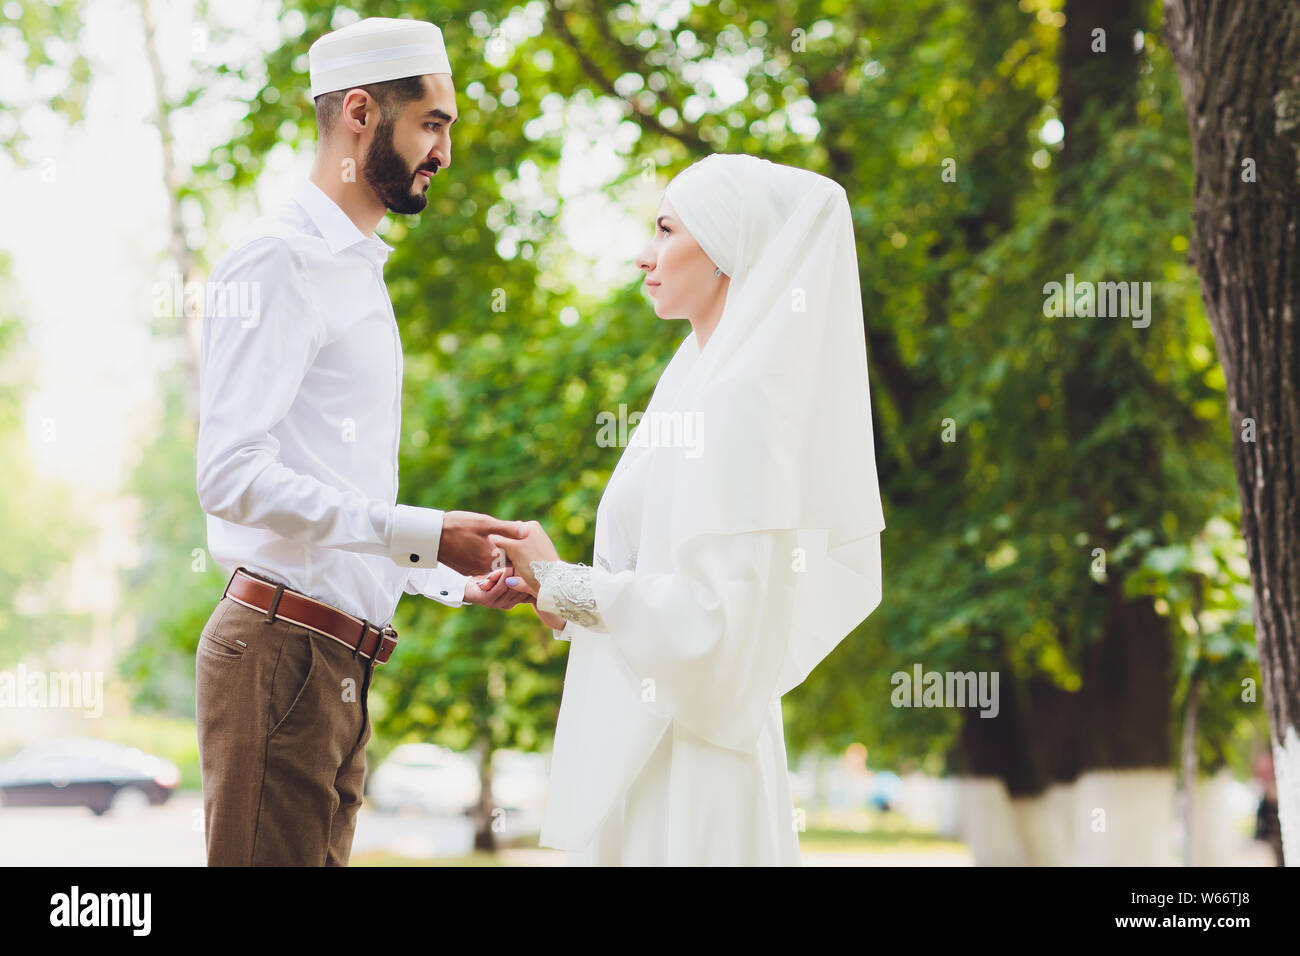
[488,520,560,594]
[413,511,562,621]
[462,566,533,610]
[488,521,566,631]
[439,511,529,576]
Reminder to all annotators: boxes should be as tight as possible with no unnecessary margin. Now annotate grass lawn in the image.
[352,815,968,865]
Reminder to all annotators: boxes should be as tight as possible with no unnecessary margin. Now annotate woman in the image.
[492,153,886,865]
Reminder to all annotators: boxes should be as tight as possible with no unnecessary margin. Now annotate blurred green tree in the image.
[116,0,1257,859]
[0,253,88,675]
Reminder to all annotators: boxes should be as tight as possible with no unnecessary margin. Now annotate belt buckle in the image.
[375,625,397,664]
[221,566,245,601]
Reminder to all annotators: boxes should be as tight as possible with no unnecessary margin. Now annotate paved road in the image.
[0,790,1274,866]
[0,790,491,866]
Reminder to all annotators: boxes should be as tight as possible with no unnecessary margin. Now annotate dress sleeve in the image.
[578,529,804,753]
[534,561,606,632]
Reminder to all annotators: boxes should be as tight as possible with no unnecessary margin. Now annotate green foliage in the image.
[0,256,89,668]
[789,4,1248,776]
[0,0,91,159]
[116,0,1251,781]
[1125,515,1264,776]
[117,380,230,715]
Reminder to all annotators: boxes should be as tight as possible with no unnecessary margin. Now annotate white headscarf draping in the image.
[537,154,885,852]
[654,153,887,693]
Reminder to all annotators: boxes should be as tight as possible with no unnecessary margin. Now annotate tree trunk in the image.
[137,0,200,412]
[956,592,1176,865]
[471,741,497,852]
[1180,668,1202,864]
[956,0,1185,864]
[1164,0,1300,865]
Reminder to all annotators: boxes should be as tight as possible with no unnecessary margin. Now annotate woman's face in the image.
[635,196,728,321]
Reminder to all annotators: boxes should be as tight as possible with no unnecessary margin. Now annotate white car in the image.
[488,750,549,833]
[366,743,480,816]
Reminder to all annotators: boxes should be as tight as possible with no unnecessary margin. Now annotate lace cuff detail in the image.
[532,560,605,631]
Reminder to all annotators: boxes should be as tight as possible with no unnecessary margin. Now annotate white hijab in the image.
[538,154,886,851]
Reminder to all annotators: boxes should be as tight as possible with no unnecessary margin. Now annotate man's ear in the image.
[343,90,373,132]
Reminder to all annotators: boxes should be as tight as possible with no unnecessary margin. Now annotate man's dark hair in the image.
[313,75,427,141]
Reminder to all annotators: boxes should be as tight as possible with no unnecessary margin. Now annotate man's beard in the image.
[362,117,436,215]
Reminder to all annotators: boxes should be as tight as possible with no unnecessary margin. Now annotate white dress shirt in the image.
[196,177,469,625]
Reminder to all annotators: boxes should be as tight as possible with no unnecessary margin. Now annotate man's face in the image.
[362,73,457,215]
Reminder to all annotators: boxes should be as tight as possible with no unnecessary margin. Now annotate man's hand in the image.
[439,511,528,576]
[488,520,561,593]
[463,566,533,609]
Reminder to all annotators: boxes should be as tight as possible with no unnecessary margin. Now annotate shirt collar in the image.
[293,178,394,263]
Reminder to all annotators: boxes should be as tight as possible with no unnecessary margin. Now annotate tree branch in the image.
[545,2,710,155]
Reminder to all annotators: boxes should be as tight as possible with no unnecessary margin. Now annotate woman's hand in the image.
[533,605,567,631]
[462,566,533,609]
[488,520,560,594]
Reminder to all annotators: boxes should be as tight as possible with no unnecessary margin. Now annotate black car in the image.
[0,737,181,815]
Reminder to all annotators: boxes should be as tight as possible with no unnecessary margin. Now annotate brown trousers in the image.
[195,590,376,866]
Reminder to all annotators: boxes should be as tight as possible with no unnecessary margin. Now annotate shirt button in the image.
[409,553,420,563]
[440,590,449,596]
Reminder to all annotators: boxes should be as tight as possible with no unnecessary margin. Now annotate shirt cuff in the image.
[405,566,470,607]
[390,504,445,569]
[432,571,470,607]
[446,573,470,607]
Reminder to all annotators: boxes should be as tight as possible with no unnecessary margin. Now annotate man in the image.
[194,16,529,866]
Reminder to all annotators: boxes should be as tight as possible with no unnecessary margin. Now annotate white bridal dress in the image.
[540,362,802,865]
[532,154,886,866]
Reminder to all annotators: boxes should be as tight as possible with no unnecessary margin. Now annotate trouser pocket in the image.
[198,599,245,661]
[268,631,315,738]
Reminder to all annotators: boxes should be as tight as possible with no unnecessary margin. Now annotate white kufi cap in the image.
[309,17,451,99]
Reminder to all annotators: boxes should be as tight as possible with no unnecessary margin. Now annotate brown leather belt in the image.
[222,567,397,665]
